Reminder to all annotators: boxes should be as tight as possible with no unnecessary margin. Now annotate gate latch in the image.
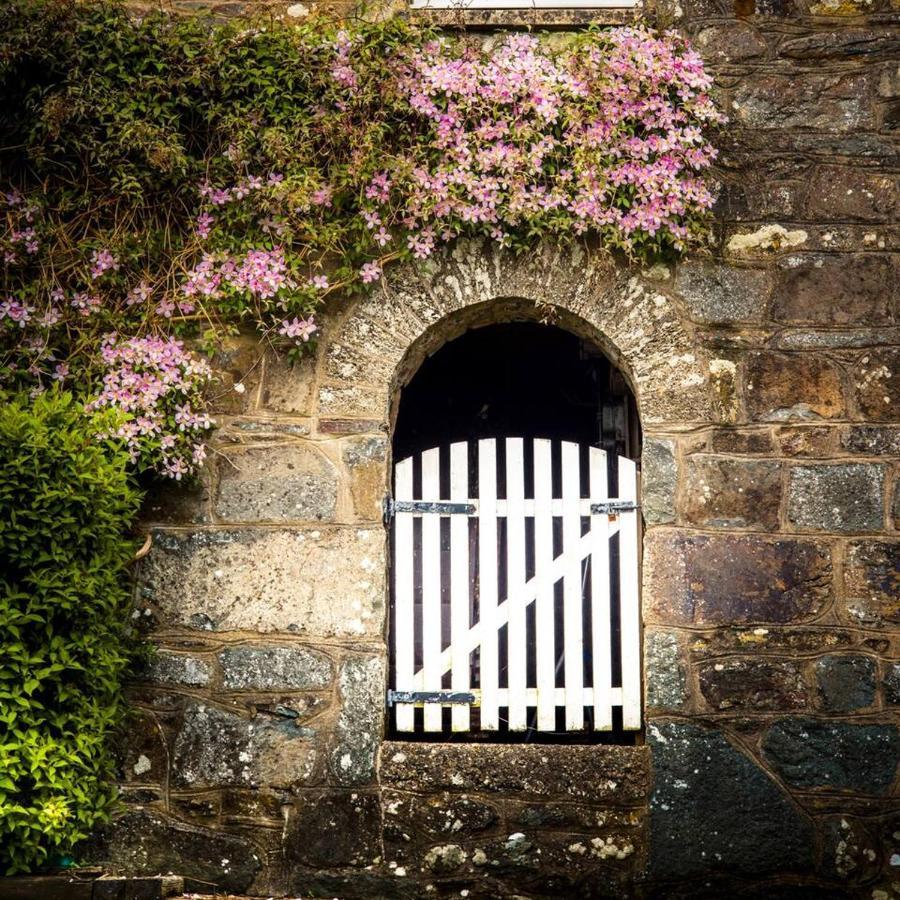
[387,690,476,706]
[590,500,640,515]
[384,498,476,522]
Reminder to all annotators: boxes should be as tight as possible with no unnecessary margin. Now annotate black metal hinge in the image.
[386,690,476,707]
[590,500,641,515]
[384,498,476,521]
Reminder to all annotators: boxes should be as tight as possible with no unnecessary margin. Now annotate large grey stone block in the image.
[788,463,885,532]
[219,644,333,691]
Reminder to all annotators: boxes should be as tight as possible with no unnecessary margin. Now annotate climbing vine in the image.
[0,1,724,478]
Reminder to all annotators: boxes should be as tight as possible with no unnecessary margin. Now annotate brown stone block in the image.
[842,425,900,456]
[806,167,898,223]
[206,335,264,415]
[284,790,382,868]
[776,425,838,457]
[382,790,501,841]
[854,348,900,422]
[710,429,774,454]
[259,348,318,416]
[644,531,832,626]
[698,658,809,711]
[780,29,900,60]
[843,541,900,627]
[731,73,874,132]
[745,351,844,421]
[772,254,896,325]
[318,418,386,435]
[213,443,337,523]
[674,261,770,324]
[380,742,651,806]
[693,22,768,63]
[681,455,782,530]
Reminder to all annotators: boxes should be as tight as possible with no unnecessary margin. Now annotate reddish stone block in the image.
[682,455,782,530]
[645,531,832,626]
[745,351,844,421]
[806,167,897,222]
[854,348,900,422]
[698,658,809,711]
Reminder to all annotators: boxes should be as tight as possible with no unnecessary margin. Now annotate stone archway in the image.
[317,239,714,434]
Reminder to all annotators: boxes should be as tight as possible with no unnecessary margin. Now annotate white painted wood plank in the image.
[478,439,500,731]
[421,447,443,732]
[561,441,584,730]
[393,457,415,732]
[505,438,527,731]
[589,447,613,731]
[618,456,641,730]
[449,442,471,733]
[533,439,556,731]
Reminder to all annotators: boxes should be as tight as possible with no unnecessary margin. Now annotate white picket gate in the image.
[388,438,641,734]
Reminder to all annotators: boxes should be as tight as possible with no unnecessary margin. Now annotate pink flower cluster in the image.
[87,335,213,479]
[350,29,725,254]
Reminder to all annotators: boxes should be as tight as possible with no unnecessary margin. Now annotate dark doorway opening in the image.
[390,321,642,745]
[394,322,639,464]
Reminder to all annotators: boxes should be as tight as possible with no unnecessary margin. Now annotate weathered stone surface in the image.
[381,742,651,806]
[206,336,264,416]
[285,791,382,867]
[710,429,774,454]
[141,527,384,636]
[781,29,900,59]
[214,444,337,523]
[762,718,899,793]
[698,658,808,711]
[806,167,897,222]
[842,425,900,456]
[745,352,844,421]
[142,476,212,525]
[854,349,900,422]
[787,464,885,532]
[815,655,876,711]
[344,436,388,522]
[732,74,874,131]
[693,22,767,62]
[648,721,814,879]
[884,662,900,704]
[645,531,831,625]
[674,262,770,324]
[329,655,385,786]
[688,627,854,657]
[117,710,168,786]
[641,438,676,525]
[146,650,212,687]
[821,816,882,882]
[843,541,900,626]
[172,702,317,788]
[645,630,687,710]
[259,349,318,415]
[772,254,895,325]
[776,425,837,458]
[682,455,781,530]
[88,809,261,894]
[219,644,333,691]
[383,790,500,839]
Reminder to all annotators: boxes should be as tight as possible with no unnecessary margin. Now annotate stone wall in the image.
[96,0,900,896]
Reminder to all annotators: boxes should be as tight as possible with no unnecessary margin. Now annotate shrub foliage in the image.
[0,391,141,874]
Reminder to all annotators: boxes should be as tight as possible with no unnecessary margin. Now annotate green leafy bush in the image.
[0,391,142,874]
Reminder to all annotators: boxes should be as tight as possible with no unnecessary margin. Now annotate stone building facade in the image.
[99,0,899,896]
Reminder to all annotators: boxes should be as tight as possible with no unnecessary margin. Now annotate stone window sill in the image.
[409,6,641,26]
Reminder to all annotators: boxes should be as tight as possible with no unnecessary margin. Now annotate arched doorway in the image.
[388,321,642,744]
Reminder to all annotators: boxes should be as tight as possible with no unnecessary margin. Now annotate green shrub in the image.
[0,390,142,874]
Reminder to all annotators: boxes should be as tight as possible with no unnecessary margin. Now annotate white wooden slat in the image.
[397,498,621,517]
[421,447,443,732]
[533,439,556,731]
[449,442,471,733]
[561,441,584,730]
[589,448,613,731]
[393,457,415,732]
[618,455,641,730]
[505,439,527,731]
[477,439,500,730]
